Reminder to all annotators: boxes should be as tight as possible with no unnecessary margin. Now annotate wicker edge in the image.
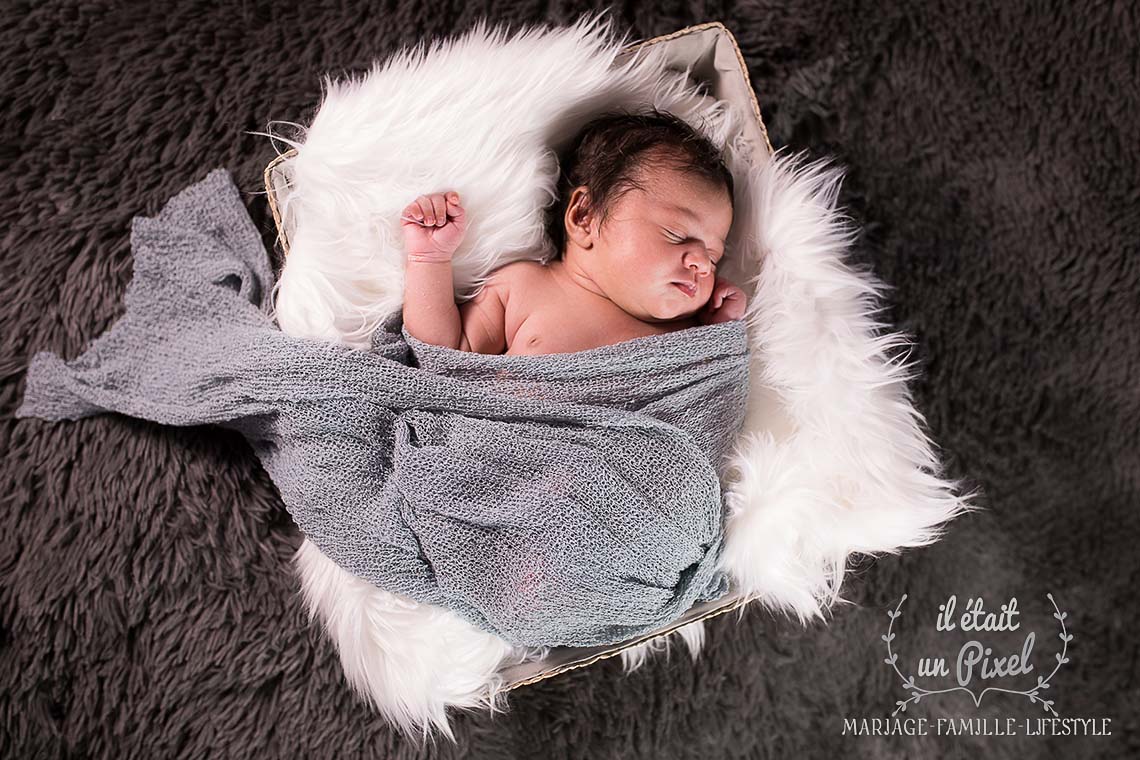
[620,20,773,157]
[501,591,759,692]
[263,149,295,257]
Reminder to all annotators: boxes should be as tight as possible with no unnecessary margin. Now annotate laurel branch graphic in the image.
[882,593,1071,717]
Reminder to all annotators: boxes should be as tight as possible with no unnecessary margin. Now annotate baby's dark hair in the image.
[547,108,734,257]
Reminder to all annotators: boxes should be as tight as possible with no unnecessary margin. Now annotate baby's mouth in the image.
[672,281,698,298]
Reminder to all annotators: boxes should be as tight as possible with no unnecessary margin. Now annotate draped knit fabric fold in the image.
[16,168,751,648]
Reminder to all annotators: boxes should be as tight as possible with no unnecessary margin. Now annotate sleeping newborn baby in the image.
[400,109,746,355]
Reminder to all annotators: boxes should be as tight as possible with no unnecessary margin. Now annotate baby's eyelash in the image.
[667,230,721,267]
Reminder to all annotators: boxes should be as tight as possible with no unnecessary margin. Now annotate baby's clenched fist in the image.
[401,191,467,263]
[697,275,747,325]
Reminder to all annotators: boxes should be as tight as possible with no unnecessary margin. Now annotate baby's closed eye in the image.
[664,229,721,266]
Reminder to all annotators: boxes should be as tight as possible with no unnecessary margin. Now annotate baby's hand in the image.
[698,275,747,325]
[401,191,467,263]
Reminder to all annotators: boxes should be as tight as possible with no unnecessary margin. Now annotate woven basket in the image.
[261,21,774,690]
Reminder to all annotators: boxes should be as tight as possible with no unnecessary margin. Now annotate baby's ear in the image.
[564,187,595,247]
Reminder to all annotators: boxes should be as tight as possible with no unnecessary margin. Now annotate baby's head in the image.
[549,109,735,322]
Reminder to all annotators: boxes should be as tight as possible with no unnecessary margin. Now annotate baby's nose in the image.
[685,251,713,275]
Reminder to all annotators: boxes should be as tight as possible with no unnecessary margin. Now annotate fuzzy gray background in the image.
[2,1,1137,758]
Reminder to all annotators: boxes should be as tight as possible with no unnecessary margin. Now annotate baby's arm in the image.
[401,191,508,352]
[401,191,468,348]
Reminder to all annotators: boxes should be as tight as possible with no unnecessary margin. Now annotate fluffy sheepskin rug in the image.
[261,11,975,739]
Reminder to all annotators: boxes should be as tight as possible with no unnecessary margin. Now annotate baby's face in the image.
[572,163,733,322]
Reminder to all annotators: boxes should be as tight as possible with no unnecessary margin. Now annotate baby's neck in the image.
[547,256,607,300]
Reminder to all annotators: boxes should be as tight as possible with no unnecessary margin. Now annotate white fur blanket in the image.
[256,12,976,739]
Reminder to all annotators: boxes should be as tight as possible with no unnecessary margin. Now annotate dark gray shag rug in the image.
[2,2,1137,758]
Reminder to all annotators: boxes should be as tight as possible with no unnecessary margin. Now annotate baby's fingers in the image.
[402,193,464,227]
[401,201,424,222]
[415,196,437,225]
[409,196,436,225]
[425,195,448,227]
[445,192,464,219]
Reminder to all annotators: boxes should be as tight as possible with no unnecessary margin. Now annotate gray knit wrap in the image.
[16,168,751,648]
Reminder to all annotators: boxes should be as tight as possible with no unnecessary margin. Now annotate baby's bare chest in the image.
[507,313,653,355]
[504,277,666,356]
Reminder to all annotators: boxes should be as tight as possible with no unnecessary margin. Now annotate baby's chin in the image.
[642,299,710,323]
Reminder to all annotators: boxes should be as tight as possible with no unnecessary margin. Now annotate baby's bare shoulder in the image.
[486,259,548,286]
[467,261,546,306]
